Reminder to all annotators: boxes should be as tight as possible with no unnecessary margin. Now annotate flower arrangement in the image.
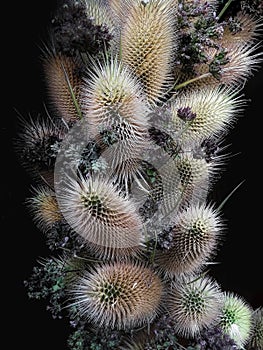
[16,0,263,349]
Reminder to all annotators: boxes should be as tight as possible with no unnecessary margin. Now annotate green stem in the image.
[218,0,234,20]
[173,73,211,91]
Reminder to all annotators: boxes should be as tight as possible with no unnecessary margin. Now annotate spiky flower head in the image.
[167,274,223,338]
[57,173,145,259]
[114,0,177,103]
[42,52,83,122]
[218,291,253,348]
[170,86,245,148]
[26,186,62,233]
[68,261,163,329]
[156,202,224,276]
[248,307,263,350]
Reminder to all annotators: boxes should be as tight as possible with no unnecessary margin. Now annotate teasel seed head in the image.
[14,115,66,186]
[167,274,223,338]
[57,173,145,259]
[216,43,263,87]
[26,185,62,233]
[115,0,177,103]
[80,56,151,189]
[222,11,263,48]
[171,85,245,148]
[195,42,263,89]
[84,0,116,38]
[42,52,84,123]
[173,150,218,200]
[68,261,163,329]
[81,55,150,134]
[218,291,253,348]
[156,202,224,277]
[248,306,263,350]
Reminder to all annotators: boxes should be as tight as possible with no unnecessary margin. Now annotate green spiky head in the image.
[219,292,253,347]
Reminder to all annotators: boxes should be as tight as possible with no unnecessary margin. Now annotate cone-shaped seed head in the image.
[69,261,163,329]
[27,186,62,232]
[116,0,177,103]
[167,274,222,338]
[43,53,83,122]
[156,202,223,276]
[219,292,253,347]
[171,86,245,147]
[57,173,145,258]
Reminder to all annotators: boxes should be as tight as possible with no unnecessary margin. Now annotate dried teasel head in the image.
[155,202,224,277]
[112,0,177,104]
[247,306,263,350]
[80,55,151,189]
[14,115,66,186]
[170,85,246,148]
[42,51,84,123]
[167,274,223,338]
[56,172,145,260]
[68,260,164,329]
[26,185,62,233]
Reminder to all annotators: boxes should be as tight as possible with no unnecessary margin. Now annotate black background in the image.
[3,1,263,349]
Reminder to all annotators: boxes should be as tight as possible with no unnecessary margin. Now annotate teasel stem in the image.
[61,62,83,120]
[218,0,234,20]
[173,73,212,91]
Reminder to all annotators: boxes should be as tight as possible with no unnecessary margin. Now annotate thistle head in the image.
[68,261,163,329]
[218,291,253,348]
[167,274,223,338]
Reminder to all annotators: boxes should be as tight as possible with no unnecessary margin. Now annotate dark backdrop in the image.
[3,1,263,349]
